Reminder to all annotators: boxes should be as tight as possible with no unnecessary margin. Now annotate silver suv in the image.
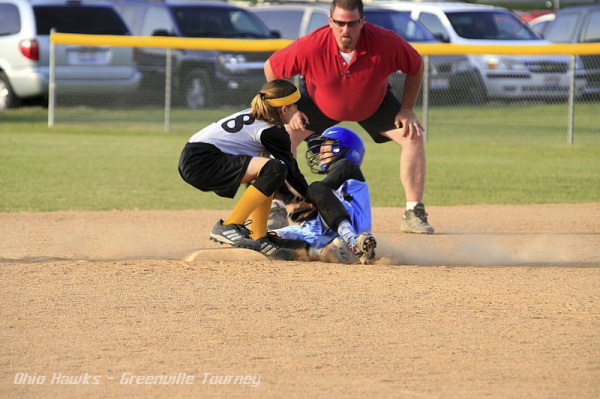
[0,0,141,110]
[542,5,600,97]
[375,1,586,102]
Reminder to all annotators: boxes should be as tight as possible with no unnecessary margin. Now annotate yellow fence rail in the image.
[50,32,292,52]
[49,33,600,143]
[50,32,600,55]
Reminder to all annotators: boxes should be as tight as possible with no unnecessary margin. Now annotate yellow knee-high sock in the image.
[248,195,273,240]
[223,185,268,226]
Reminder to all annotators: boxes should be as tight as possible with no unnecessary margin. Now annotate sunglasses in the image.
[330,17,363,28]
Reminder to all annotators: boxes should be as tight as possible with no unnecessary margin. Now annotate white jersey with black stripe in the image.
[188,108,271,157]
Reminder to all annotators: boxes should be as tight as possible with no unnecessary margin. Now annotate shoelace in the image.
[240,220,255,237]
[413,207,429,222]
[264,231,279,240]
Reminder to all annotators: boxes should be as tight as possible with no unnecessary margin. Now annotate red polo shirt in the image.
[268,22,422,122]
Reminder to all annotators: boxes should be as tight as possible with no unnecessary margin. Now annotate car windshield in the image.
[173,6,273,38]
[446,11,540,40]
[365,10,437,42]
[252,9,305,40]
[34,6,129,35]
[543,13,579,43]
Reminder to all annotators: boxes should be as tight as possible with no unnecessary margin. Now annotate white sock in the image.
[337,220,359,255]
[406,202,419,211]
[337,220,356,243]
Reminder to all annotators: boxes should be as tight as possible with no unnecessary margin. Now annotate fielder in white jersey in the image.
[178,80,310,259]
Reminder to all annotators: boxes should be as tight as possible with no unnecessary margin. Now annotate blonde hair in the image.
[250,79,298,127]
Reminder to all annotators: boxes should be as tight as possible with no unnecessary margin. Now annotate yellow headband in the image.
[265,88,301,107]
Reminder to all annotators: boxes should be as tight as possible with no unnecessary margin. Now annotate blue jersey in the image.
[274,178,371,248]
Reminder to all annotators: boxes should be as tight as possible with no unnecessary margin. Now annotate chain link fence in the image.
[49,34,600,145]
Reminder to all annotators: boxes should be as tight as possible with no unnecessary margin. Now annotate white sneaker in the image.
[401,203,434,234]
[267,200,289,230]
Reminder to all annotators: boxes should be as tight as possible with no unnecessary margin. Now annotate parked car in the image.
[513,9,554,24]
[251,4,438,44]
[250,3,458,102]
[114,0,279,109]
[374,1,586,103]
[0,0,141,110]
[528,13,555,37]
[250,3,329,41]
[542,5,600,97]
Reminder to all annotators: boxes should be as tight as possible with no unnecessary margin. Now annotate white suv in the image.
[374,1,586,102]
[250,3,459,103]
[0,0,141,110]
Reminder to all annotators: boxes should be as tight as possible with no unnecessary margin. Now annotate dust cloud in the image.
[375,234,577,267]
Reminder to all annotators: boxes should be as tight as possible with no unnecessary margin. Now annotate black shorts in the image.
[178,142,252,199]
[297,85,401,144]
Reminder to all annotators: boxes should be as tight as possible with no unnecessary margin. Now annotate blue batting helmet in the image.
[306,126,365,174]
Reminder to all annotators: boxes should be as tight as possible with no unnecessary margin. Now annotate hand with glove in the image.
[286,198,318,223]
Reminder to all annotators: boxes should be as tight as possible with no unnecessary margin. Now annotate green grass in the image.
[1,107,598,212]
[39,101,600,145]
[425,101,600,146]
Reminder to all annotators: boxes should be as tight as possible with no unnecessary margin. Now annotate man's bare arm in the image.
[394,62,425,138]
[264,59,277,81]
[401,61,424,111]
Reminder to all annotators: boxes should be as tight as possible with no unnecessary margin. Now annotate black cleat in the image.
[355,232,377,265]
[256,233,306,260]
[209,219,261,251]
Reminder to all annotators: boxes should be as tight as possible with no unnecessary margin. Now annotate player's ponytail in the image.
[251,79,300,127]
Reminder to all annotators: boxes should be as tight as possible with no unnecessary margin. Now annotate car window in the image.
[307,12,328,35]
[140,6,174,36]
[365,10,436,42]
[582,10,600,43]
[253,10,303,40]
[0,3,20,36]
[34,6,129,35]
[232,10,269,37]
[544,12,579,43]
[418,12,448,40]
[446,11,538,40]
[173,6,272,38]
[531,20,550,36]
[118,4,146,35]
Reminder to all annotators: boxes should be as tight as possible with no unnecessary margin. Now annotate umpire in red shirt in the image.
[264,0,434,234]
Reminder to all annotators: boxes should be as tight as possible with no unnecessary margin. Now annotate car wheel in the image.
[183,70,211,109]
[0,72,21,110]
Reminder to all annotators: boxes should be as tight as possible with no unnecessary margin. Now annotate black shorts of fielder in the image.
[178,142,252,199]
[297,85,401,144]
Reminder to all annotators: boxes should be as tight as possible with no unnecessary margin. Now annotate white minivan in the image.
[0,0,141,110]
[374,1,586,103]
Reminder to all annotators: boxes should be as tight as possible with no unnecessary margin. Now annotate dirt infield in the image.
[1,204,599,399]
